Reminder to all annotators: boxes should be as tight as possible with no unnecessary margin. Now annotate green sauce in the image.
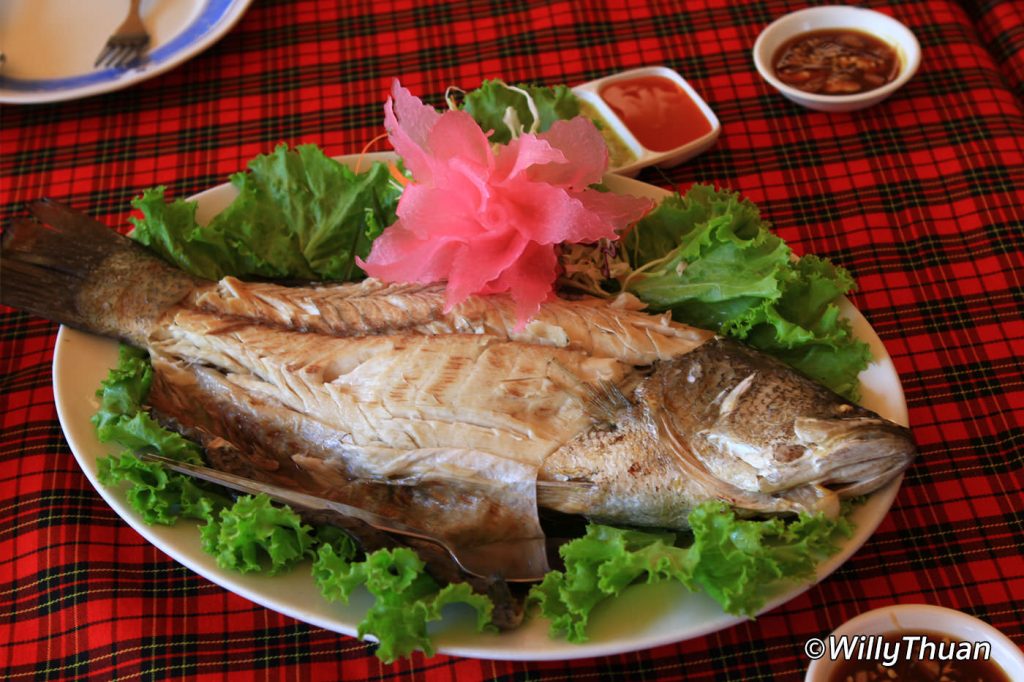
[579,101,637,169]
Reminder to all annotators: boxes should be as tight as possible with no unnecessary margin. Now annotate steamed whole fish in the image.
[1,200,916,547]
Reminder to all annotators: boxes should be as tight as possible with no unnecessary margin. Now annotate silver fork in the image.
[94,0,150,69]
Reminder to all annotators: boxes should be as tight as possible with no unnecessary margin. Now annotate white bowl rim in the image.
[804,603,1024,681]
[752,5,922,106]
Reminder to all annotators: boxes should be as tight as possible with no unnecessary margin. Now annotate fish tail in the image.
[1,199,198,344]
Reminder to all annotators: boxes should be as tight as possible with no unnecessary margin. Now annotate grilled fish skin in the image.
[1,200,916,541]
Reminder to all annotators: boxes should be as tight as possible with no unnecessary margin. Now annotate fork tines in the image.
[95,40,150,69]
[94,0,150,69]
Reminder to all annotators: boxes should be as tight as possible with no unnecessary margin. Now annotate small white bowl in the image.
[573,66,721,176]
[805,604,1024,681]
[753,6,921,112]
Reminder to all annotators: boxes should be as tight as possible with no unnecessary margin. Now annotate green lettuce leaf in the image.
[97,451,231,525]
[129,145,401,281]
[529,525,691,643]
[462,80,580,144]
[684,501,852,616]
[529,501,852,643]
[313,545,494,662]
[738,256,873,399]
[624,184,871,400]
[92,344,152,417]
[91,345,203,464]
[201,494,316,575]
[93,346,225,523]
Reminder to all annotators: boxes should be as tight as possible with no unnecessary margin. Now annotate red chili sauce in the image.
[598,76,711,152]
[827,629,1012,682]
[772,29,899,95]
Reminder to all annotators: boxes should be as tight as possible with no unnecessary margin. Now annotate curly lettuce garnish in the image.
[683,502,853,614]
[98,451,230,525]
[530,501,853,643]
[529,524,689,643]
[92,345,203,464]
[200,494,317,575]
[313,544,495,663]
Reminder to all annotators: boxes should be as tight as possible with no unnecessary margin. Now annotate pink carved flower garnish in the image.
[360,80,653,328]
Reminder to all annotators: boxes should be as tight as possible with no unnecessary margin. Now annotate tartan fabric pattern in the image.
[2,0,1022,679]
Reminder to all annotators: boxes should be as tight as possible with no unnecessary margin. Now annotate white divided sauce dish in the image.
[573,66,721,177]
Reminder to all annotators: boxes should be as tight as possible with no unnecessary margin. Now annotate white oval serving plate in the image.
[52,154,909,661]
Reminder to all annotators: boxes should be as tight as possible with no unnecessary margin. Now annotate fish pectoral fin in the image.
[535,479,597,514]
[542,359,633,424]
[581,380,632,424]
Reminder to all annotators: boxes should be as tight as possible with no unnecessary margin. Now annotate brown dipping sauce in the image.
[828,629,1012,682]
[773,29,900,95]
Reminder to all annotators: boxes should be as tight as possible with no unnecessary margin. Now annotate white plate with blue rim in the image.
[0,0,253,104]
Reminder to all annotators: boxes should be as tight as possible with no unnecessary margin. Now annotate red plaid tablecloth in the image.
[2,0,1022,679]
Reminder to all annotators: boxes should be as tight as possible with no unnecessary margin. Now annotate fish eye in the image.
[774,444,806,463]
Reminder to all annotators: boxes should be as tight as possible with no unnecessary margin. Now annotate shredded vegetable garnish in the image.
[557,239,631,298]
[386,161,410,187]
[354,132,390,173]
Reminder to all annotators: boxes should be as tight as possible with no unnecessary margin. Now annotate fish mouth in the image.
[820,431,916,497]
[758,417,917,497]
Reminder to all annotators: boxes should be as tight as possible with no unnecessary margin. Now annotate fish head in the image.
[785,413,916,495]
[644,338,917,516]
